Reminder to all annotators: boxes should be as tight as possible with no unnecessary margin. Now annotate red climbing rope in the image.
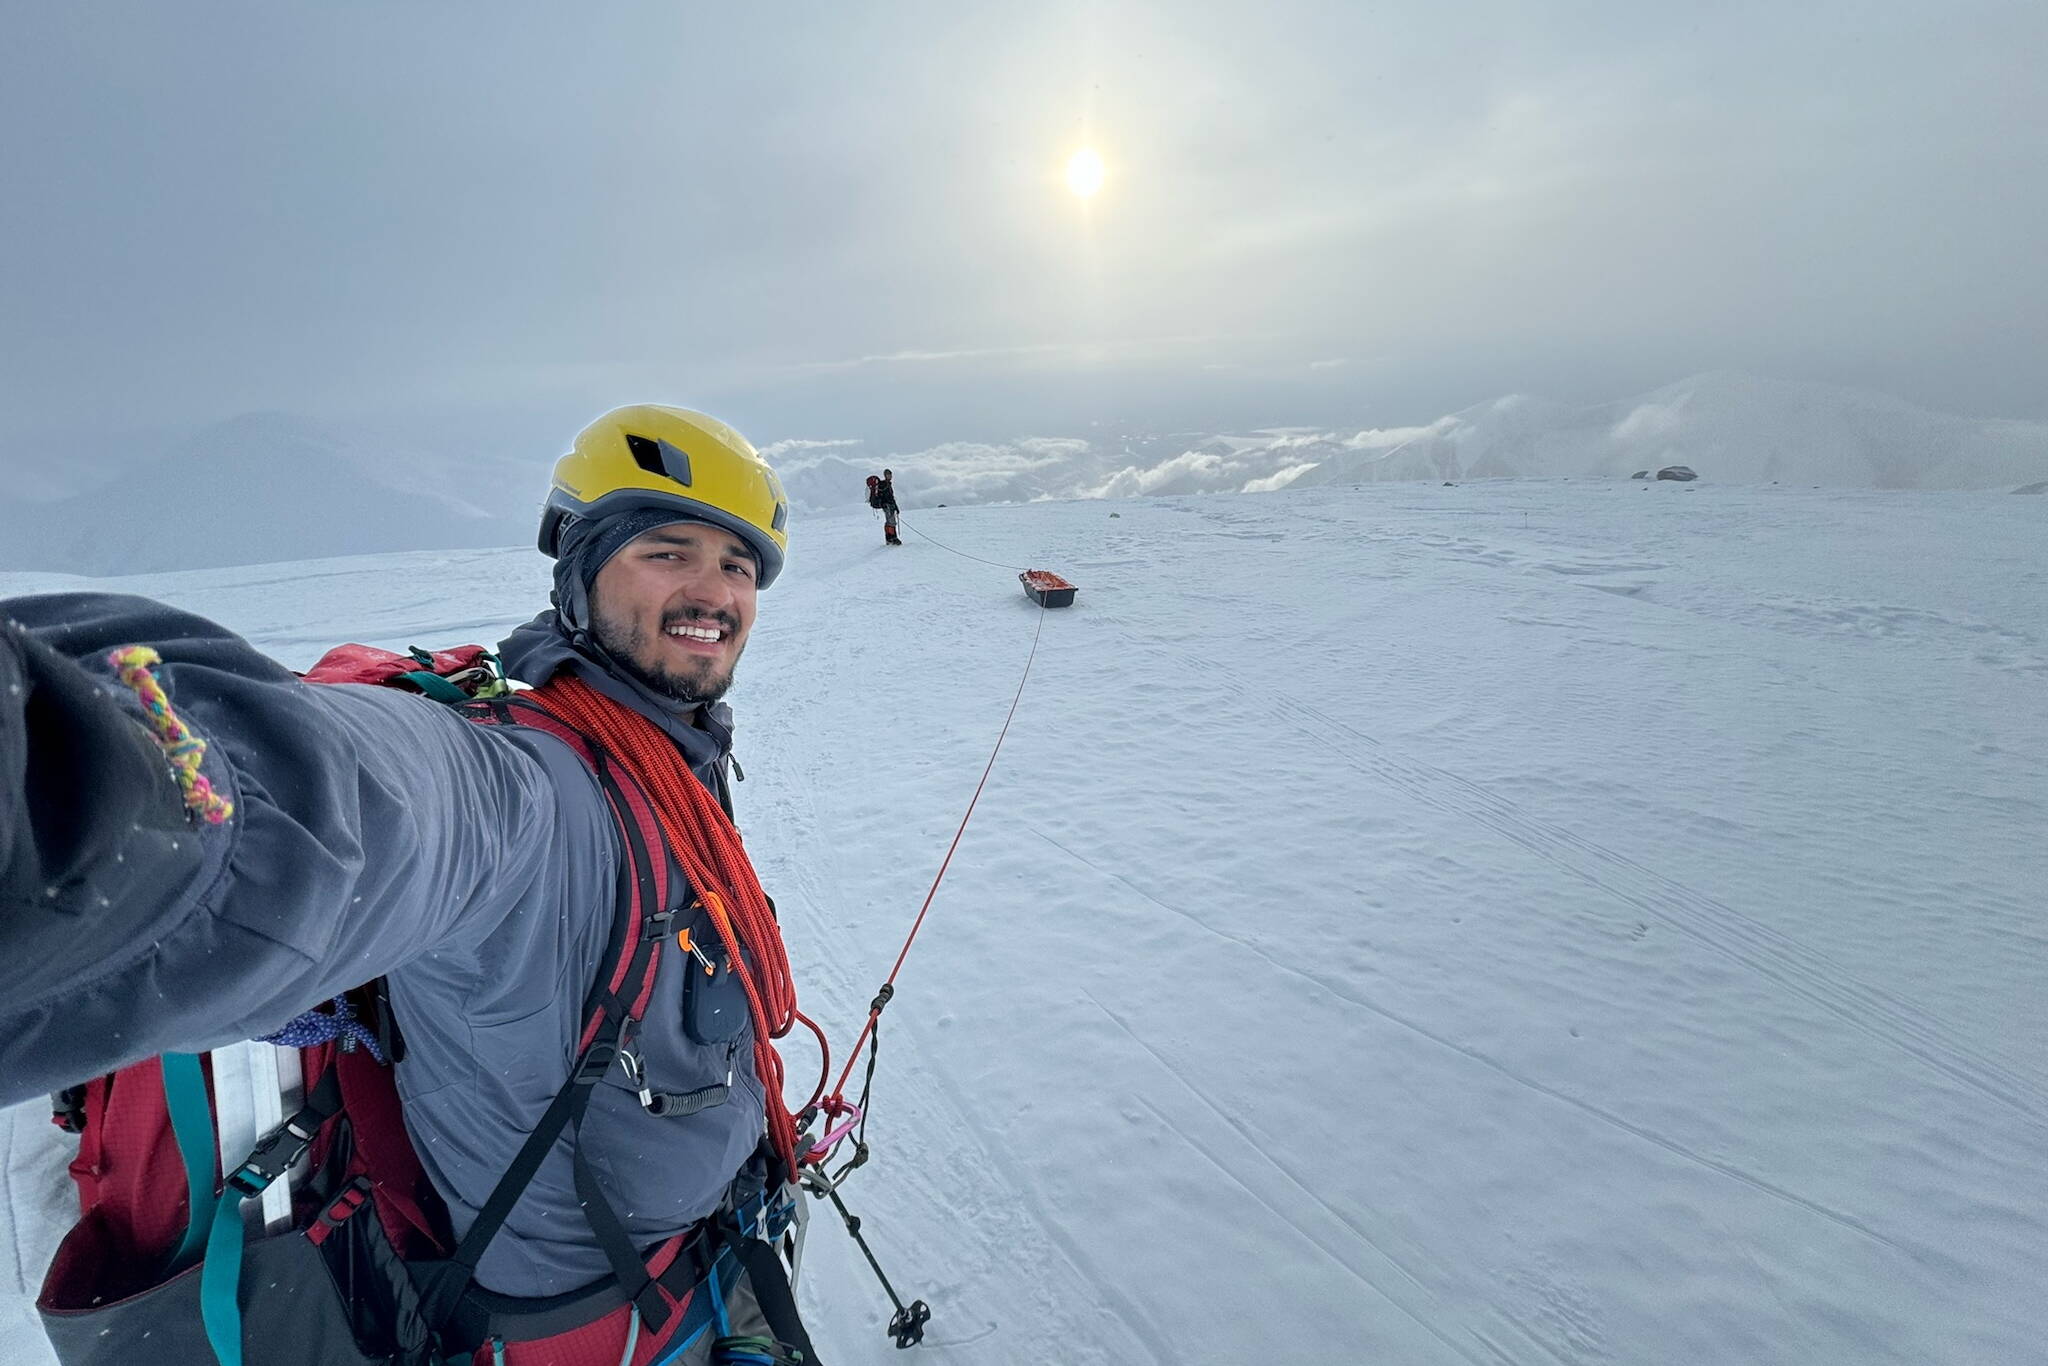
[818,602,1051,1122]
[530,674,812,1180]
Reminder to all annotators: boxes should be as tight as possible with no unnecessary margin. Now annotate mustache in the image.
[662,609,742,636]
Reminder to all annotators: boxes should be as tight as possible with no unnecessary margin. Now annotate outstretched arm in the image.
[0,593,573,1102]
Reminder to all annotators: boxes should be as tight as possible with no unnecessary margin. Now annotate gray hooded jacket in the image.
[0,593,769,1297]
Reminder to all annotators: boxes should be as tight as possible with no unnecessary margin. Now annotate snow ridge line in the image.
[1263,692,2048,1129]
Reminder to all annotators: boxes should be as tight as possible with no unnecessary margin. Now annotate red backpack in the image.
[35,644,813,1366]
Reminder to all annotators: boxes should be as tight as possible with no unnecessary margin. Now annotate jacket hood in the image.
[497,611,734,772]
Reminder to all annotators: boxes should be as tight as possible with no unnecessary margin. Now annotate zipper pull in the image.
[620,1048,655,1110]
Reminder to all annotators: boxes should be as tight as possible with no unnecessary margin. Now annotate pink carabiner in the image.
[803,1099,864,1164]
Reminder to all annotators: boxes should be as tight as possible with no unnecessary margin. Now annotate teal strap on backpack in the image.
[161,1053,216,1269]
[199,1181,255,1366]
[195,1068,343,1366]
[397,670,474,703]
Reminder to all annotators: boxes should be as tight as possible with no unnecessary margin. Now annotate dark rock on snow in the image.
[1656,465,1698,481]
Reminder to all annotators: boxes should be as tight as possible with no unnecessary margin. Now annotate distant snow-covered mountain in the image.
[0,412,541,575]
[1269,372,2048,491]
[3,374,2041,575]
[771,372,2048,515]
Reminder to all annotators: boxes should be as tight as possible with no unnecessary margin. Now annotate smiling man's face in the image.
[588,521,759,704]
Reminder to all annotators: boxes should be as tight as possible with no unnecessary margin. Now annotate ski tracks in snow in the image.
[1256,689,2048,1130]
[743,588,1171,1366]
[1078,986,1562,1366]
[1083,559,2046,1133]
[1025,819,1910,1333]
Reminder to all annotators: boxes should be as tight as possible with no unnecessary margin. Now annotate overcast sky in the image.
[3,0,2044,464]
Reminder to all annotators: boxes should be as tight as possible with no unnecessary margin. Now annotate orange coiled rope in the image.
[528,674,804,1179]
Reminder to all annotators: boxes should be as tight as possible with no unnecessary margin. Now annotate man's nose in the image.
[671,561,733,610]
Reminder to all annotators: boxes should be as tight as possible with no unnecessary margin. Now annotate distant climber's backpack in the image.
[35,644,812,1366]
[864,475,885,509]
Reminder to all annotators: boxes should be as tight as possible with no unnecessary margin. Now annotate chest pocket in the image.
[679,902,750,1046]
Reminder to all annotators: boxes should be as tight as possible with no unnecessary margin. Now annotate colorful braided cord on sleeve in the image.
[107,644,235,824]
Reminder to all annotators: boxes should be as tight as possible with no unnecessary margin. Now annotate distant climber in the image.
[866,469,902,545]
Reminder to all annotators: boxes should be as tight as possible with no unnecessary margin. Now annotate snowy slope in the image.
[0,412,541,576]
[4,481,2046,1365]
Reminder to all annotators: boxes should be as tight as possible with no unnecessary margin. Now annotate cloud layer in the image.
[3,0,2044,459]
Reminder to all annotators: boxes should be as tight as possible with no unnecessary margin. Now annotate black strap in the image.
[366,978,405,1064]
[573,1124,670,1331]
[413,1035,615,1333]
[418,714,668,1337]
[722,1223,823,1364]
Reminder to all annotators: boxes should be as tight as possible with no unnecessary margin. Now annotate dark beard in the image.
[590,605,743,705]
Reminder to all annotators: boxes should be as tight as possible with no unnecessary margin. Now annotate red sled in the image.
[1019,570,1077,608]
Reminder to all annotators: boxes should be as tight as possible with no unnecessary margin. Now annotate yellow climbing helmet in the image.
[540,405,790,587]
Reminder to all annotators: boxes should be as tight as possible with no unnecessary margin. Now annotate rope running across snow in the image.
[821,596,1049,1109]
[899,516,1029,571]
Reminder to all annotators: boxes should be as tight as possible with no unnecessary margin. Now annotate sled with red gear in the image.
[1018,570,1077,609]
[35,643,817,1366]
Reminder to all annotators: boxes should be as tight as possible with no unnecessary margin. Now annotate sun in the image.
[1065,148,1105,198]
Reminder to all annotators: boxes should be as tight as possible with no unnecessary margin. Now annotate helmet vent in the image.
[624,433,692,486]
[625,433,666,474]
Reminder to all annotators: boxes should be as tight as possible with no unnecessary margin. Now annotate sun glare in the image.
[1065,148,1105,198]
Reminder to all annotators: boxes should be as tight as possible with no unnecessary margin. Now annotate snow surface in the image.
[4,479,2045,1364]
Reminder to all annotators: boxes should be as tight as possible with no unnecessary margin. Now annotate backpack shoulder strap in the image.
[415,695,679,1336]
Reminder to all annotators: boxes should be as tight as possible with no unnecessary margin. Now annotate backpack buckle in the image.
[226,1105,324,1197]
[574,1039,622,1085]
[50,1085,89,1135]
